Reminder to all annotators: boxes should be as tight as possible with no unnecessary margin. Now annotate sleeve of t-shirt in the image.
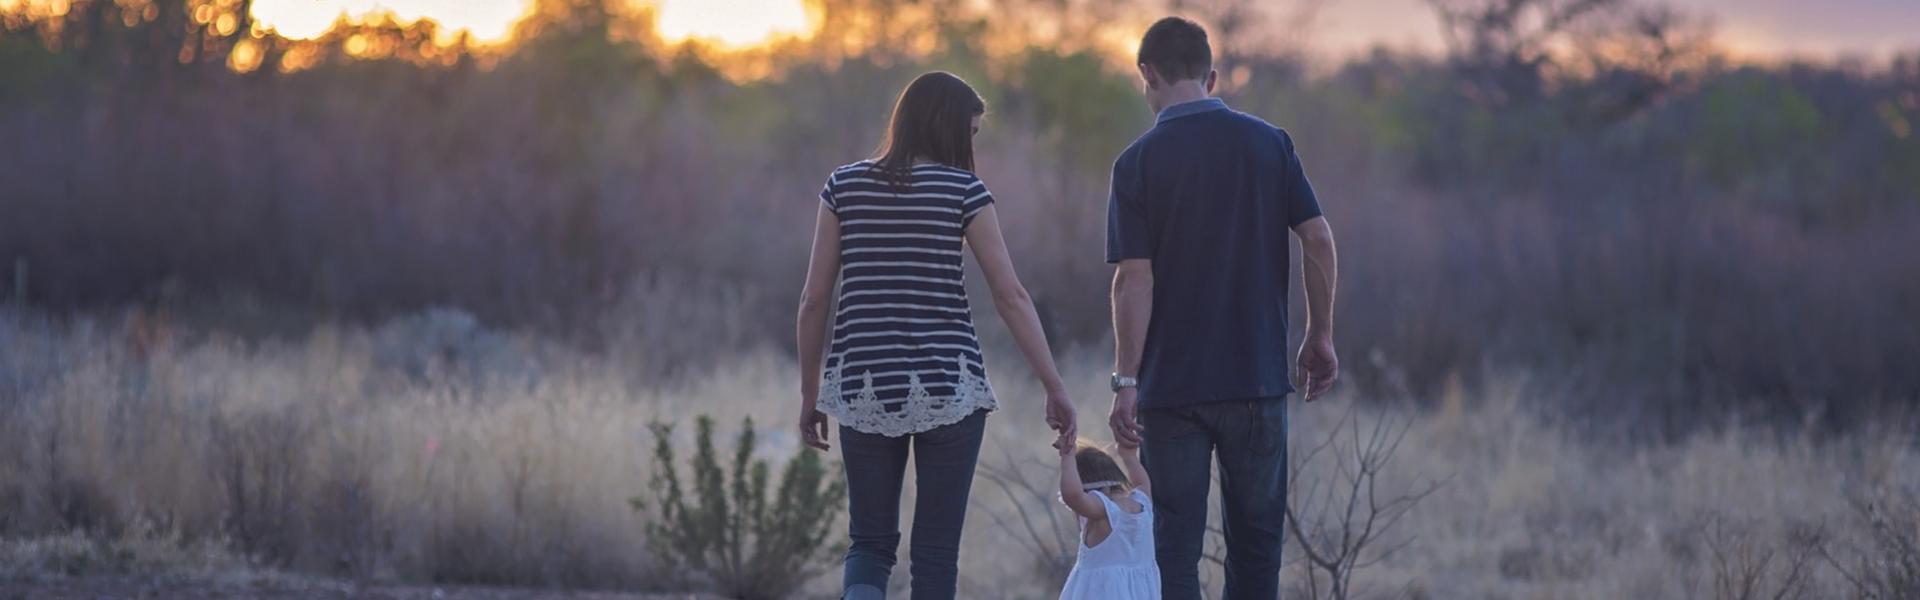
[1105,149,1153,263]
[1280,130,1323,227]
[961,176,994,227]
[818,171,839,214]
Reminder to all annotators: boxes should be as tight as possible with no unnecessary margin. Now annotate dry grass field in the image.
[2,307,1913,599]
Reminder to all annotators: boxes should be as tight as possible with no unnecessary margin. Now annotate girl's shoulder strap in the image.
[1131,488,1152,507]
[1088,490,1119,512]
[1062,490,1113,519]
[1100,489,1147,518]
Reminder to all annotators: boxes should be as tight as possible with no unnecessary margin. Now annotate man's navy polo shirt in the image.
[1105,97,1324,409]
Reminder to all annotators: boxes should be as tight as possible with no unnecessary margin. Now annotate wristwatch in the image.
[1110,373,1139,392]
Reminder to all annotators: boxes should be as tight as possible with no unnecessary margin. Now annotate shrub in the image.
[1824,490,1920,600]
[1283,406,1445,600]
[208,410,309,566]
[1698,514,1823,600]
[635,415,845,599]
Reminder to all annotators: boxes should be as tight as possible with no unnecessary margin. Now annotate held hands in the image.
[1045,391,1077,451]
[1295,333,1339,401]
[1053,429,1074,457]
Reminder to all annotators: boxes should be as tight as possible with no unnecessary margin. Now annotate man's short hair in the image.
[1137,17,1212,84]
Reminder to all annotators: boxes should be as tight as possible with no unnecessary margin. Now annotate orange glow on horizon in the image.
[244,0,812,48]
[657,0,810,49]
[250,0,527,42]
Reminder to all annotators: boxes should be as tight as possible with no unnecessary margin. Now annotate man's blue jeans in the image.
[1141,397,1289,599]
[838,409,987,600]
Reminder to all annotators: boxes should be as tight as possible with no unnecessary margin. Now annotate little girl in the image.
[1056,437,1160,599]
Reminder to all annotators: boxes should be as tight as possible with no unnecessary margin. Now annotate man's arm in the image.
[1109,259,1153,445]
[1105,145,1154,446]
[1292,216,1339,400]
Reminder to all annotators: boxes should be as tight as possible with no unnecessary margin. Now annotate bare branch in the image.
[1283,404,1446,599]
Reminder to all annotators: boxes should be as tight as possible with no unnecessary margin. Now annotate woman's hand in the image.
[1045,391,1077,448]
[800,403,832,451]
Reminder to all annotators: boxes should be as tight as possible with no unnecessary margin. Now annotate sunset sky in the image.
[242,0,1918,57]
[251,0,812,46]
[1313,0,1920,59]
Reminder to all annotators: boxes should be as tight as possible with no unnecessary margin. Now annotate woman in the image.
[795,71,1076,600]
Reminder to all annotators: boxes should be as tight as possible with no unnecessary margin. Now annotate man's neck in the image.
[1156,81,1211,112]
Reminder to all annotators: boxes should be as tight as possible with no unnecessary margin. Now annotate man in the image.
[1104,16,1340,600]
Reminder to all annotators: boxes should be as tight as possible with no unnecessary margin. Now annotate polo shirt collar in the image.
[1156,97,1228,125]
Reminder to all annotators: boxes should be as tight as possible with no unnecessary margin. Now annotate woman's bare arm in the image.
[964,204,1074,441]
[796,203,840,450]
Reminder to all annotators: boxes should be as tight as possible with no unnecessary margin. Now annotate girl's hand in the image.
[1053,432,1073,457]
[800,404,831,451]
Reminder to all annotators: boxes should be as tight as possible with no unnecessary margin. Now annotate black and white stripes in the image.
[816,161,997,437]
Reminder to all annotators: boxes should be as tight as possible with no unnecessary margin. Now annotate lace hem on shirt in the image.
[818,353,996,437]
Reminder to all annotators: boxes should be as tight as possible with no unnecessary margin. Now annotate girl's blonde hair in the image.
[1073,441,1129,492]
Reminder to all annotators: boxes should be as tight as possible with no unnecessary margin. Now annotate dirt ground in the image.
[0,576,729,600]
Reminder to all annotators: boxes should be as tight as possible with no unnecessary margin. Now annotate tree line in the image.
[2,0,1916,428]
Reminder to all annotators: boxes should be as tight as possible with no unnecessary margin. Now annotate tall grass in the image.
[1,306,1912,596]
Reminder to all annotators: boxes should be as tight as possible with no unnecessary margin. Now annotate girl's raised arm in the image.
[1117,443,1151,496]
[1057,440,1106,520]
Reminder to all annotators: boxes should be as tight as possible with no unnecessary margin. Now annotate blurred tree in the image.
[1427,0,1622,106]
[1427,0,1717,121]
[805,0,966,63]
[1168,0,1326,93]
[1561,3,1715,124]
[1684,69,1823,191]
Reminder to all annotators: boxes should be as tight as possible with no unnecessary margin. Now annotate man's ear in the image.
[1138,63,1159,90]
[1204,69,1218,93]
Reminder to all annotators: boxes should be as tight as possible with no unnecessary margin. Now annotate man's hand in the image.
[1295,334,1339,401]
[1109,388,1145,447]
[1045,391,1077,447]
[800,404,831,451]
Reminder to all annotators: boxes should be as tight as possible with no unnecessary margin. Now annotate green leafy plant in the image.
[635,415,846,599]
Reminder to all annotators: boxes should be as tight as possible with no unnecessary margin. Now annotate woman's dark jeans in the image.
[838,409,987,600]
[1141,397,1289,600]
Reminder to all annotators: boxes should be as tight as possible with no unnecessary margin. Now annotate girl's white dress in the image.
[1059,489,1161,600]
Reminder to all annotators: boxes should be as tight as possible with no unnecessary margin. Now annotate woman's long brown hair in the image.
[874,71,985,176]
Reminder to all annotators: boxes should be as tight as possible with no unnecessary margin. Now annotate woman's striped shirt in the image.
[817,160,997,437]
